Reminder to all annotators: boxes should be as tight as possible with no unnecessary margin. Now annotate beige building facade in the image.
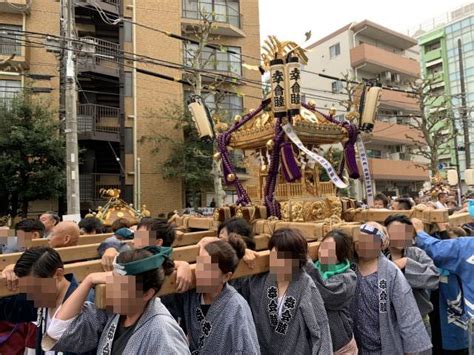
[0,0,260,216]
[302,20,429,199]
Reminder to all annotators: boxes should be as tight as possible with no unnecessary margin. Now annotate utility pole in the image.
[62,0,81,214]
[458,38,471,170]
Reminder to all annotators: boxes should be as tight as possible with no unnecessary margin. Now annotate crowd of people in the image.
[0,198,472,354]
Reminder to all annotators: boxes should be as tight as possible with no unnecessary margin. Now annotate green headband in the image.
[113,246,173,276]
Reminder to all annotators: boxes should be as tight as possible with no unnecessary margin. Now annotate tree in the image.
[405,77,455,176]
[140,103,213,208]
[0,90,65,218]
[182,8,244,207]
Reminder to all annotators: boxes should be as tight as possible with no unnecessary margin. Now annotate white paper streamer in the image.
[282,124,348,189]
[356,136,375,207]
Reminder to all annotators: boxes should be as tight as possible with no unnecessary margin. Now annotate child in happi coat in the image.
[235,228,332,355]
[0,247,95,355]
[384,214,439,341]
[163,236,260,354]
[43,247,190,354]
[351,222,432,354]
[305,230,358,354]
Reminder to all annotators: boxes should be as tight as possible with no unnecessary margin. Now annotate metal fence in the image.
[77,104,120,134]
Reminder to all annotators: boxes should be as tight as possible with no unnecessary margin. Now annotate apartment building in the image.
[302,20,429,198]
[0,0,260,215]
[414,3,474,184]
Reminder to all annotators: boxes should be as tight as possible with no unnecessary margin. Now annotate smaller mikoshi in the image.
[85,188,151,226]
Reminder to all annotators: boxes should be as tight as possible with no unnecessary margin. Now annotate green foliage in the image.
[0,91,65,217]
[140,102,213,199]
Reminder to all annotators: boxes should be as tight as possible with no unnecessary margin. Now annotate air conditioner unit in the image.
[80,38,96,55]
[391,152,401,160]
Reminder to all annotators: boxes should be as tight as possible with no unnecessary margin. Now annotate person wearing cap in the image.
[97,227,135,260]
[98,222,193,292]
[43,247,191,354]
[351,222,432,354]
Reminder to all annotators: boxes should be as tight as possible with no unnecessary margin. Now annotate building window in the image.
[184,43,242,76]
[184,91,243,121]
[182,0,241,28]
[0,24,22,56]
[329,43,340,59]
[205,92,243,120]
[0,80,21,105]
[425,41,441,52]
[331,80,343,93]
[367,149,382,159]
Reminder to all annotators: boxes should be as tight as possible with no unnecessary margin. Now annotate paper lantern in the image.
[360,86,382,132]
[465,169,474,185]
[270,58,287,118]
[447,169,459,186]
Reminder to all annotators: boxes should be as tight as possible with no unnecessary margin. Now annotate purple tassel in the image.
[280,142,302,182]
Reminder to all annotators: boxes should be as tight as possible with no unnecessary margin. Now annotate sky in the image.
[259,0,469,46]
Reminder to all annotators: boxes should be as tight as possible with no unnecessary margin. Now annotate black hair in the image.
[395,198,413,210]
[78,217,104,234]
[111,218,131,232]
[204,236,246,274]
[116,248,175,295]
[374,193,389,208]
[321,230,353,263]
[14,247,64,278]
[438,192,447,200]
[384,214,413,227]
[41,212,60,225]
[16,219,45,238]
[137,218,176,247]
[218,217,255,250]
[268,228,308,268]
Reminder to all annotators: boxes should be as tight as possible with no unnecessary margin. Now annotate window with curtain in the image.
[0,24,22,56]
[184,43,242,75]
[0,80,21,106]
[182,0,240,27]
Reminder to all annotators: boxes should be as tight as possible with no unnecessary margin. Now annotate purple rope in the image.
[263,117,284,218]
[302,102,360,179]
[217,100,270,206]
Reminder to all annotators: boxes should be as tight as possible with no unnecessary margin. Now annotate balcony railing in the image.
[75,0,120,15]
[79,37,120,76]
[78,104,120,140]
[80,173,121,203]
[182,0,242,28]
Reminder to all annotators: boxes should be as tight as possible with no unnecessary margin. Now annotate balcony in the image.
[78,104,120,142]
[380,89,419,112]
[80,173,121,207]
[368,158,428,181]
[75,0,120,15]
[0,0,29,13]
[0,30,29,71]
[350,43,420,78]
[182,0,245,37]
[424,48,442,63]
[371,121,424,145]
[77,37,120,77]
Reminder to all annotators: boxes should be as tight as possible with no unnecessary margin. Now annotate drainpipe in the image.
[132,0,139,208]
[21,13,26,87]
[350,23,368,80]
